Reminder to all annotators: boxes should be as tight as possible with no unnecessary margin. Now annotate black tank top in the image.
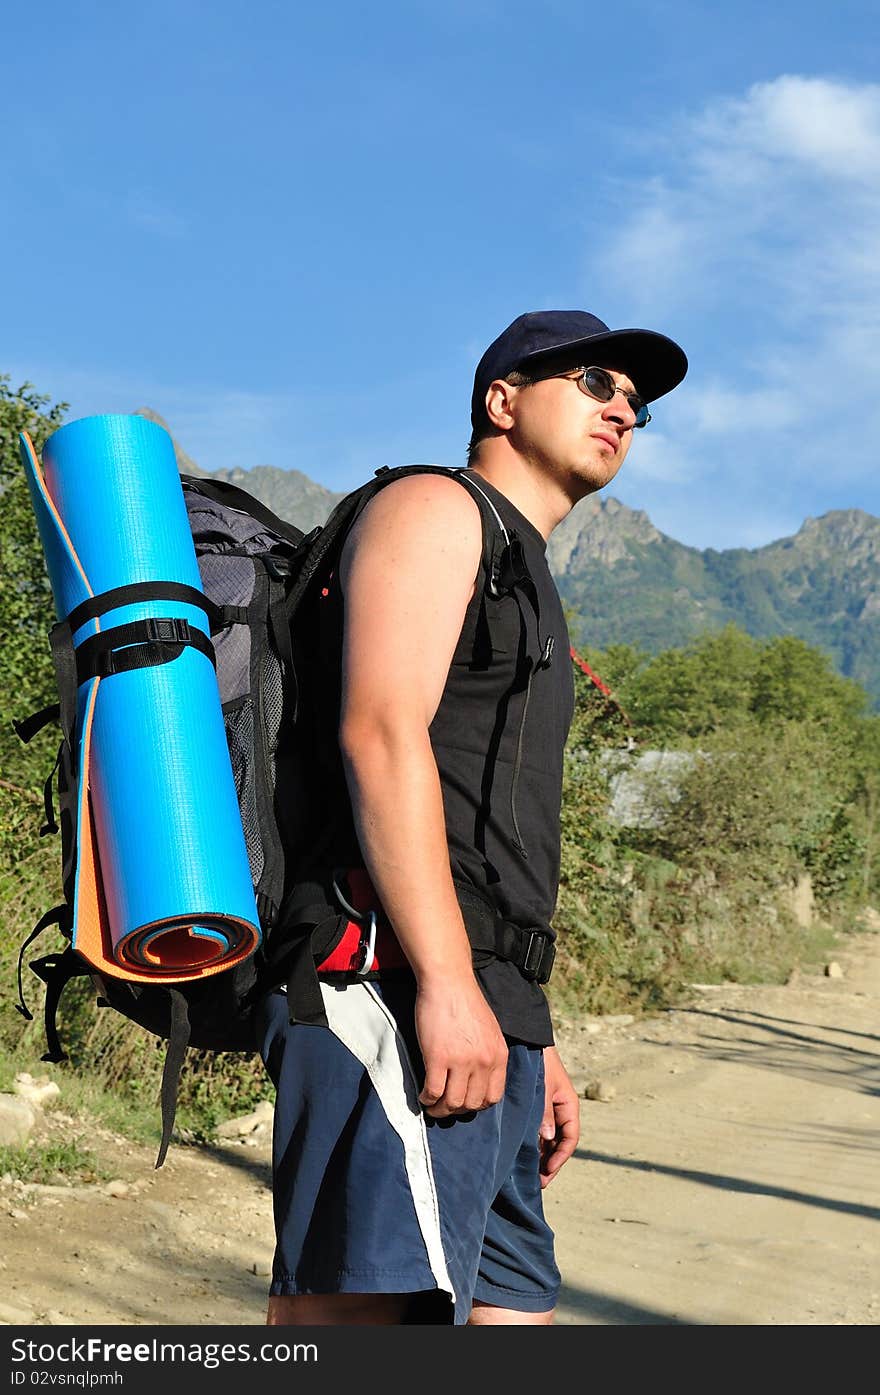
[429,473,574,1043]
[291,470,574,1045]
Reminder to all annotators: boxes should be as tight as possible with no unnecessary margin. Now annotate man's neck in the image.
[466,454,581,541]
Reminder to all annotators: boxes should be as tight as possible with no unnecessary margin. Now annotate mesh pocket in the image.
[259,649,285,787]
[224,699,264,886]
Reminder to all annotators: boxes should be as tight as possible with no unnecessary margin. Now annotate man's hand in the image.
[415,976,509,1118]
[538,1045,580,1187]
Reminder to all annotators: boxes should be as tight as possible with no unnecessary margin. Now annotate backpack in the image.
[14,462,535,1164]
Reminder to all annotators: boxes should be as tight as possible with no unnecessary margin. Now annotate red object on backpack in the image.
[317,867,410,974]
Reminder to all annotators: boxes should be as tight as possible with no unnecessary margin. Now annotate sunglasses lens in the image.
[583,368,616,402]
[580,367,651,427]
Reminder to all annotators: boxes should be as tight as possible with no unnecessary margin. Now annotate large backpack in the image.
[14,463,533,1163]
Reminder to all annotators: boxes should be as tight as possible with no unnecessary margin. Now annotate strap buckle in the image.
[521,930,556,984]
[146,617,191,644]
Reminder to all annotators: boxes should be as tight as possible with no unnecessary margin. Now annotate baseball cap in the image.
[470,310,688,430]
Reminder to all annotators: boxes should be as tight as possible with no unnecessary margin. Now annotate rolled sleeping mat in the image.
[20,414,261,984]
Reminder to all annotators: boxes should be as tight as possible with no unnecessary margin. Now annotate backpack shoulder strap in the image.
[445,470,515,600]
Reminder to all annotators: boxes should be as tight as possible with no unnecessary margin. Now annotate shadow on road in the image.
[670,1007,880,1096]
[556,1279,696,1325]
[577,1148,880,1222]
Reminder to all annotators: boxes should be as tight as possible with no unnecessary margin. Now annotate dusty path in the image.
[2,930,878,1328]
[548,929,880,1325]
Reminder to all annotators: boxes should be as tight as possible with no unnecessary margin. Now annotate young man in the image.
[257,310,688,1325]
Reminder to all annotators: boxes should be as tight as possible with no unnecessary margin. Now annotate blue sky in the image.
[2,0,878,550]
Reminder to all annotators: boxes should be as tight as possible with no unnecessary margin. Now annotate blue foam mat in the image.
[21,414,260,980]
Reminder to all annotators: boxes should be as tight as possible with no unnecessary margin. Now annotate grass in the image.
[0,1028,275,1154]
[0,1139,109,1186]
[0,1043,166,1146]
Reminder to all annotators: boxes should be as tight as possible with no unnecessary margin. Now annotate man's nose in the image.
[602,389,636,431]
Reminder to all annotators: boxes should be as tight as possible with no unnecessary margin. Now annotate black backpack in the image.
[14,463,533,1163]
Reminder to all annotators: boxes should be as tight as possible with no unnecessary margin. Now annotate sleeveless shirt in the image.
[289,469,575,1046]
[428,473,574,1043]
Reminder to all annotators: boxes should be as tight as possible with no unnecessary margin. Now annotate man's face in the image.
[502,361,640,498]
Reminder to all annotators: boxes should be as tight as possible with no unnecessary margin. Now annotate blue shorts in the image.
[256,978,560,1324]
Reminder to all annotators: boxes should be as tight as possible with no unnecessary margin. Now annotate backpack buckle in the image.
[492,538,530,596]
[146,617,191,644]
[265,555,292,580]
[521,930,555,984]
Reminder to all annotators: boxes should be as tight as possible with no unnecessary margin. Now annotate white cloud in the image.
[598,73,880,527]
[700,76,880,185]
[611,76,880,319]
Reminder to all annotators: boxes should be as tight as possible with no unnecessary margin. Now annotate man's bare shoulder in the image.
[346,472,484,550]
[359,471,482,521]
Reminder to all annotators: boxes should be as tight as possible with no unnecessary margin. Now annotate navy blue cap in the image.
[470,310,688,430]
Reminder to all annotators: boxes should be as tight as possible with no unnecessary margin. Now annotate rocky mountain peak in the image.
[791,509,880,556]
[547,493,664,574]
[757,509,880,577]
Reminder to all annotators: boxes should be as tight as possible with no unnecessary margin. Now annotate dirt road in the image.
[2,930,878,1327]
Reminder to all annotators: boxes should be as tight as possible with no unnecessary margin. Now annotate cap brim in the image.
[519,327,687,403]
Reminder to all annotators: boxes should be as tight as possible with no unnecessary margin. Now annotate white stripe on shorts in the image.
[319,980,455,1306]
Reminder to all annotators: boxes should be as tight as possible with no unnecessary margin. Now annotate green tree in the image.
[847,713,880,903]
[749,634,869,731]
[0,379,68,853]
[619,624,761,738]
[647,721,854,886]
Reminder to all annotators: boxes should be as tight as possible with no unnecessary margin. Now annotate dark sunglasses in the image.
[546,366,651,428]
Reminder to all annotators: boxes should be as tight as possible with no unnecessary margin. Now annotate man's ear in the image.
[484,379,518,432]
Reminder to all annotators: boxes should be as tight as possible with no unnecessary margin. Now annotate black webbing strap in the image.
[40,742,63,836]
[156,990,192,1169]
[285,934,331,1029]
[455,881,557,984]
[267,571,297,717]
[30,948,90,1064]
[15,903,70,1023]
[451,472,512,602]
[275,881,344,1027]
[74,618,216,685]
[452,473,545,672]
[12,702,61,744]
[49,622,78,750]
[66,582,222,635]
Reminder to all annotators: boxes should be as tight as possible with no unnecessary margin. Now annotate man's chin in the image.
[573,459,622,498]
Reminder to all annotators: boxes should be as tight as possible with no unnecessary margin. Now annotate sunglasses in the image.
[546,366,651,428]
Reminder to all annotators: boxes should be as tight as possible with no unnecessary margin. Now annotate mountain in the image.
[551,496,880,704]
[137,408,880,704]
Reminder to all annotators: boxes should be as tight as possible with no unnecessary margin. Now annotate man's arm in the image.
[337,473,509,1119]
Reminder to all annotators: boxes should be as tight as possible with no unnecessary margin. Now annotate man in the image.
[257,310,688,1325]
